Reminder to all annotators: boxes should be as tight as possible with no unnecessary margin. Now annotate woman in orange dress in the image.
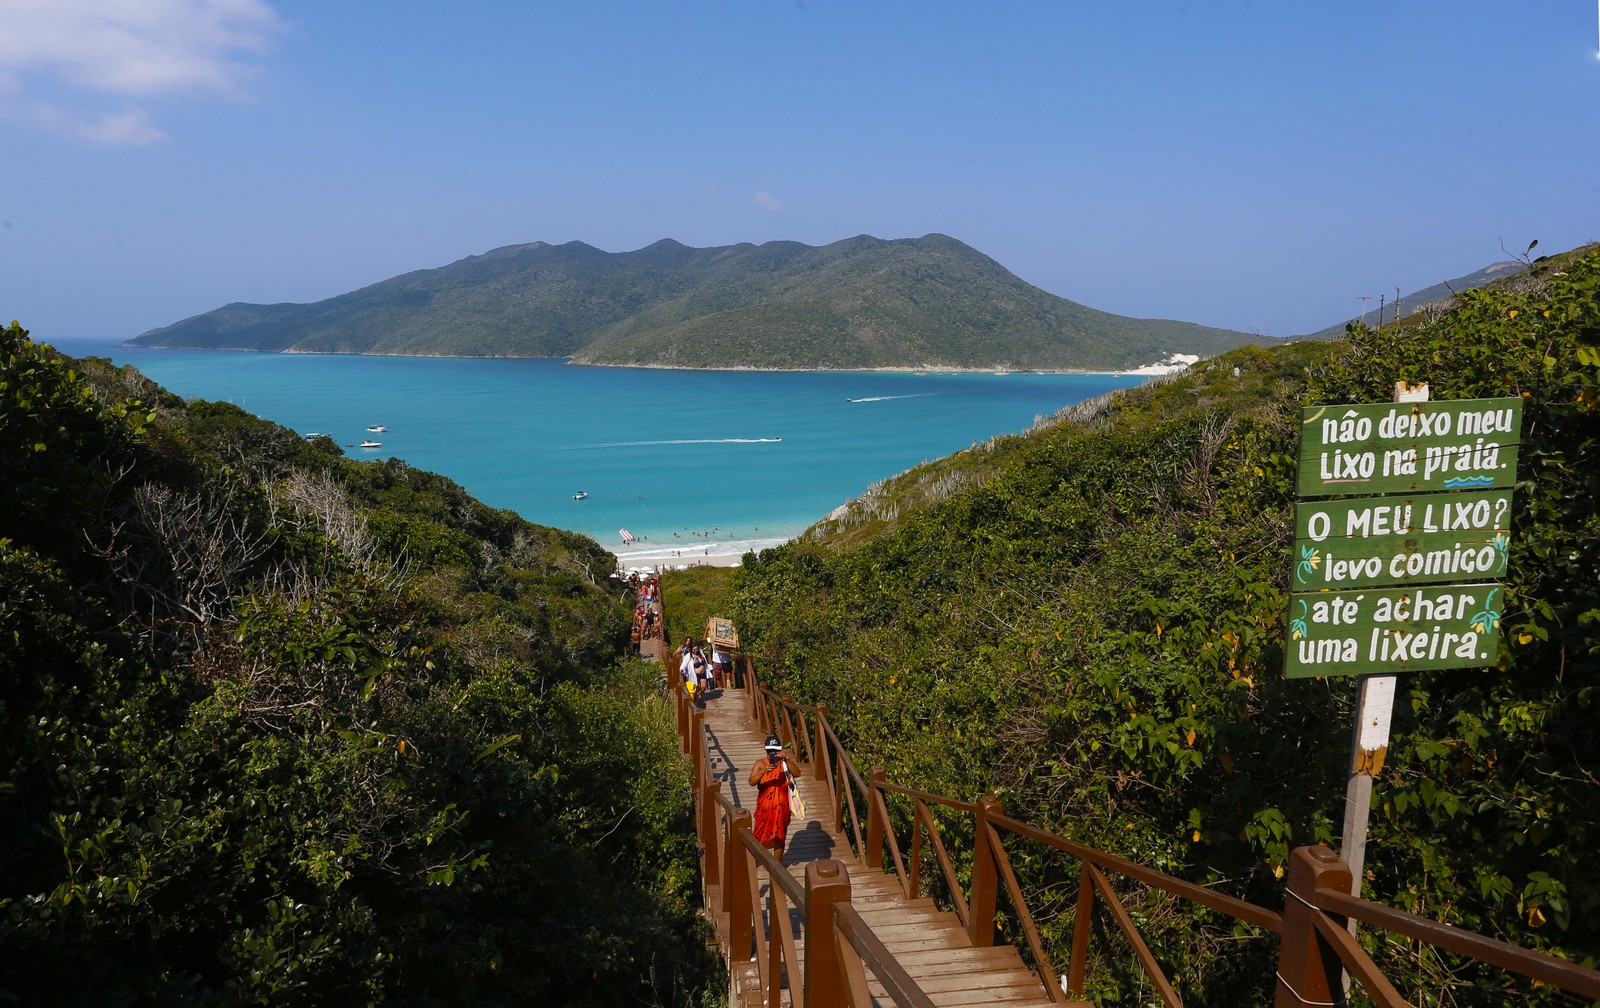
[747,735,793,859]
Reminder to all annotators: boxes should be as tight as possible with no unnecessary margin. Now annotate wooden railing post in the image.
[700,785,720,888]
[779,696,796,749]
[728,809,754,960]
[688,707,721,886]
[745,656,758,716]
[690,707,705,772]
[1066,861,1094,997]
[968,796,1002,947]
[866,766,887,869]
[1275,845,1351,1008]
[676,683,690,754]
[813,703,830,784]
[804,860,851,1008]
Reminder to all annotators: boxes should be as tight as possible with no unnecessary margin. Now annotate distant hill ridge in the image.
[1304,259,1528,337]
[127,234,1256,371]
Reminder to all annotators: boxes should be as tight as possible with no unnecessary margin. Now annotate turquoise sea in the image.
[70,342,1145,565]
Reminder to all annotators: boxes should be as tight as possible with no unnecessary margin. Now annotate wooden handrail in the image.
[702,664,1600,1007]
[712,791,803,1008]
[990,809,1284,933]
[1305,901,1410,1008]
[913,798,969,926]
[1085,862,1181,1008]
[745,829,805,907]
[821,717,871,796]
[1067,862,1093,996]
[877,777,983,814]
[746,678,1281,1004]
[771,871,801,1008]
[811,711,868,856]
[984,819,1067,1003]
[873,776,913,899]
[1315,883,1600,1000]
[833,903,939,1008]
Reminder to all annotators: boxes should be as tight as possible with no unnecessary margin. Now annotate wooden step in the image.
[695,693,1078,1008]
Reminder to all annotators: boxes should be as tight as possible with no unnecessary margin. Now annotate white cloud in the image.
[0,0,282,144]
[11,98,168,145]
[752,190,783,213]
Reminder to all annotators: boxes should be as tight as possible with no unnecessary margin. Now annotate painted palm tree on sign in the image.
[1490,531,1511,575]
[1295,545,1322,586]
[1290,598,1310,641]
[1470,588,1503,636]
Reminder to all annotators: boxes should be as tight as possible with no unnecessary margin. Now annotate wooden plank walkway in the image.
[690,685,1089,1008]
[636,593,668,665]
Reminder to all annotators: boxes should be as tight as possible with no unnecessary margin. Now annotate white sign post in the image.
[1338,381,1426,931]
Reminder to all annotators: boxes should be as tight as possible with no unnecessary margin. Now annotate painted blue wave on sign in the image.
[1443,476,1497,489]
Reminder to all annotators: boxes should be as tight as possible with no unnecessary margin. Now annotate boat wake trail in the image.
[846,394,934,403]
[439,437,783,452]
[564,437,783,449]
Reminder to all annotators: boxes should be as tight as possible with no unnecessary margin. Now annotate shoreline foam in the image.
[609,533,796,571]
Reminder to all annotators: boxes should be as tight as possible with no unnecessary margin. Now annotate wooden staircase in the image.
[695,686,1089,1008]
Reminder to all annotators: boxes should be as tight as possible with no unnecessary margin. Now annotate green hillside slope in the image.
[127,235,1255,371]
[1,324,717,1005]
[727,246,1600,1005]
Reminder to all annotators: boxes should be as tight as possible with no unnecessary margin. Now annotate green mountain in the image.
[126,234,1257,371]
[722,245,1600,1003]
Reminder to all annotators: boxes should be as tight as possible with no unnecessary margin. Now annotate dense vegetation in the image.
[728,247,1600,1004]
[1,322,718,1006]
[126,235,1254,371]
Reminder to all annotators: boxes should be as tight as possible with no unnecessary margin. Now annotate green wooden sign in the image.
[1286,583,1504,678]
[1296,397,1522,498]
[1292,489,1512,590]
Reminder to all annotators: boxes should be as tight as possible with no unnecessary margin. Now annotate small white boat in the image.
[572,491,588,499]
[359,440,382,448]
[366,425,388,432]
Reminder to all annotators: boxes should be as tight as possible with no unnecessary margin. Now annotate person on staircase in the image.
[679,644,702,708]
[690,644,713,698]
[748,735,794,861]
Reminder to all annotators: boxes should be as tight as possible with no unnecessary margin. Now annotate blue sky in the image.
[2,1,1597,345]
